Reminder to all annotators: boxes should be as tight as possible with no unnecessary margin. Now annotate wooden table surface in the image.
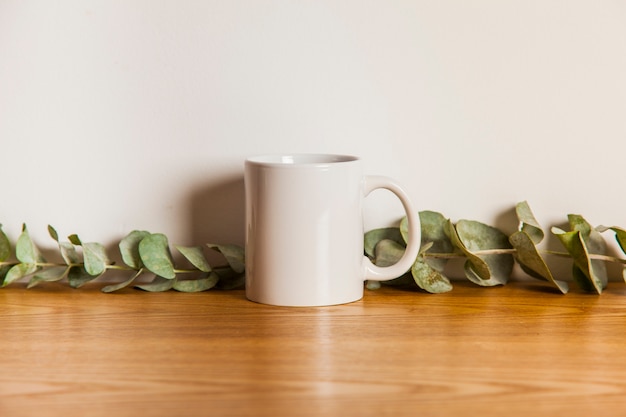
[2,278,626,417]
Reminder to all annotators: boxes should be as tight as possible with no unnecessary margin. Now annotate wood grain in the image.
[2,278,626,416]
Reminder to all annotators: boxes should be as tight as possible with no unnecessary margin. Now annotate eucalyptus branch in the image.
[365,201,626,295]
[2,200,626,295]
[0,225,245,293]
[425,249,626,265]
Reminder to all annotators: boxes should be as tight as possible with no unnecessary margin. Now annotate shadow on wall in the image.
[187,174,245,249]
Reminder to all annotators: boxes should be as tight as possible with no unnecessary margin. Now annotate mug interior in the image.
[247,154,358,166]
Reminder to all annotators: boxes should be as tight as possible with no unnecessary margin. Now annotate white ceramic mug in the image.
[244,154,421,307]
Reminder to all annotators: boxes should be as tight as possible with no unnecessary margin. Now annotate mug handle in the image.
[362,175,421,281]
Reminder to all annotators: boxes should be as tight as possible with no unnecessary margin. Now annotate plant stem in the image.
[424,249,626,265]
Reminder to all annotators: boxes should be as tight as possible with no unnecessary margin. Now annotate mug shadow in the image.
[187,174,246,249]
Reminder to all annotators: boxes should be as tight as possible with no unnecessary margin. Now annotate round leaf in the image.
[139,234,176,279]
[135,276,175,292]
[68,266,96,288]
[207,244,245,274]
[364,227,404,259]
[411,257,453,293]
[450,219,514,286]
[374,239,405,267]
[173,272,219,292]
[175,245,212,272]
[119,230,150,269]
[515,201,545,244]
[83,242,109,276]
[552,227,604,294]
[402,211,454,272]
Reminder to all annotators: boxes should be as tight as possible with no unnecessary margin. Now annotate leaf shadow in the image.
[492,206,518,236]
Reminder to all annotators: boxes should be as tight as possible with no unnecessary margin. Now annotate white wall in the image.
[1,1,625,266]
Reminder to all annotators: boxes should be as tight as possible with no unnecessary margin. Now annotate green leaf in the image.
[59,241,81,265]
[175,245,212,272]
[403,211,454,272]
[0,265,11,286]
[3,263,39,287]
[597,225,626,254]
[135,276,175,292]
[567,214,607,291]
[68,266,96,288]
[0,225,10,262]
[552,225,605,294]
[365,280,381,290]
[597,226,626,283]
[49,226,81,265]
[68,234,82,246]
[207,244,245,274]
[48,225,59,242]
[449,219,514,286]
[509,230,568,294]
[411,257,453,294]
[374,239,405,267]
[364,227,404,258]
[119,230,150,269]
[571,263,598,293]
[138,233,176,279]
[28,266,69,288]
[83,242,109,276]
[213,266,246,290]
[515,201,544,244]
[173,272,219,292]
[101,269,145,293]
[16,224,45,264]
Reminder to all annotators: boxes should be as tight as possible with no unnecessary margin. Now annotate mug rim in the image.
[246,153,359,167]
